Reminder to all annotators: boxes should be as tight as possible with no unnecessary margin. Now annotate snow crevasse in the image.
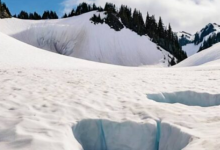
[72,119,192,150]
[147,91,220,107]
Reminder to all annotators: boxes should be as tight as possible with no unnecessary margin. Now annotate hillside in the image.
[0,12,174,67]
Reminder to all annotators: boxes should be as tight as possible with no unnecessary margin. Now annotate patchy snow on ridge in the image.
[178,23,220,57]
[176,31,194,42]
[0,11,173,67]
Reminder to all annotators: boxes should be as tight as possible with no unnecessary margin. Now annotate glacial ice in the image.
[72,119,191,150]
[147,91,220,107]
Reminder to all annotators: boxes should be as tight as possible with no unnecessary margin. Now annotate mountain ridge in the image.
[177,23,220,56]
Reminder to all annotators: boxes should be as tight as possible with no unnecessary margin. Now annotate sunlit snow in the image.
[1,11,220,150]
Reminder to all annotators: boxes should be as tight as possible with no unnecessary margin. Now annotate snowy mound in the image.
[0,32,116,69]
[176,42,220,67]
[0,11,173,67]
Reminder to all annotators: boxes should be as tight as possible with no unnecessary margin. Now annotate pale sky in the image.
[62,0,220,33]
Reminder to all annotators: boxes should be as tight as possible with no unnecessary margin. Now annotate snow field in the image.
[1,12,220,150]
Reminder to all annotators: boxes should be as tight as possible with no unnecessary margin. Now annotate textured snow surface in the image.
[1,32,220,150]
[0,12,173,67]
[1,17,220,149]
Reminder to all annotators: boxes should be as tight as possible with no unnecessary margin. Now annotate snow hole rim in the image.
[146,91,220,107]
[72,119,192,150]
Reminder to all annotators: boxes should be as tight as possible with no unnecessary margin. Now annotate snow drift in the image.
[0,12,173,67]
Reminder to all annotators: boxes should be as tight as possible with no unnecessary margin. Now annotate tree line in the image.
[64,2,187,63]
[1,1,187,63]
[13,10,58,20]
[90,3,187,63]
[62,3,103,18]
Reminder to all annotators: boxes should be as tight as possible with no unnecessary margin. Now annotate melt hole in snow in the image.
[72,119,191,150]
[147,91,220,107]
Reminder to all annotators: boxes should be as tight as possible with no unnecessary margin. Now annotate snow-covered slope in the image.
[178,23,220,57]
[0,11,173,67]
[176,42,220,67]
[1,29,220,150]
[0,32,117,69]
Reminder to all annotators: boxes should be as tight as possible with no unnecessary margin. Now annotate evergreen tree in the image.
[170,57,176,66]
[168,24,173,40]
[75,2,90,15]
[145,12,150,33]
[92,3,98,10]
[42,11,49,19]
[0,0,2,12]
[2,3,11,16]
[49,11,58,19]
[17,11,29,19]
[33,12,41,20]
[104,3,116,13]
[194,33,200,45]
[132,9,138,32]
[105,13,124,31]
[62,13,68,18]
[158,17,165,38]
[29,13,34,19]
[90,14,104,24]
[146,15,157,39]
[0,1,11,18]
[131,9,145,35]
[119,5,132,29]
[68,9,75,17]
